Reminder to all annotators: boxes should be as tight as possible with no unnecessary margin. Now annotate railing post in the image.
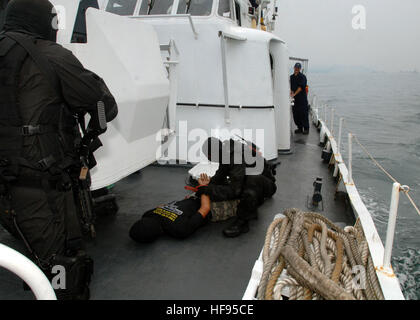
[383,182,401,268]
[348,133,353,184]
[330,108,335,135]
[167,39,179,133]
[219,32,231,124]
[324,105,327,126]
[332,116,343,178]
[337,118,344,154]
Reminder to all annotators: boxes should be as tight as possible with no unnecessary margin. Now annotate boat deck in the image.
[0,122,356,300]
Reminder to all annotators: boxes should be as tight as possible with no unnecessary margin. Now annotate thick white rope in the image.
[259,210,383,300]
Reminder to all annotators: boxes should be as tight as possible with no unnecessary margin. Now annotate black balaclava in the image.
[3,0,57,42]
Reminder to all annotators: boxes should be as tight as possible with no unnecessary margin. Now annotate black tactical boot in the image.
[223,218,249,238]
[294,128,303,134]
[303,128,310,135]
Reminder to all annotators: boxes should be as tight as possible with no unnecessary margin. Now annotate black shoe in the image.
[303,129,309,135]
[223,219,250,238]
[294,128,303,134]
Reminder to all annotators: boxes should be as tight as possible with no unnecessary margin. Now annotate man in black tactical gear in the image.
[196,137,277,238]
[0,0,118,300]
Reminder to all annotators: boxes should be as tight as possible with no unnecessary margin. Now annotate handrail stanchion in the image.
[337,118,344,154]
[333,116,343,177]
[331,108,335,135]
[383,182,401,269]
[324,105,327,126]
[348,133,353,184]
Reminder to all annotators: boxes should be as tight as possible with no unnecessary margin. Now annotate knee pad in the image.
[49,250,93,300]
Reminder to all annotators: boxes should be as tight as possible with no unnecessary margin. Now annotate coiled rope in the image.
[257,209,385,300]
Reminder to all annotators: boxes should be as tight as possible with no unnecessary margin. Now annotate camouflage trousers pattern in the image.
[210,199,240,222]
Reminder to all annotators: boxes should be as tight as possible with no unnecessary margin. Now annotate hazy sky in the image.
[274,0,420,72]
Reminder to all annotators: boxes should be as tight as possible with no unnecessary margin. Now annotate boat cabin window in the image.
[106,0,137,15]
[218,0,232,19]
[149,0,174,15]
[177,0,213,16]
[234,0,241,25]
[72,0,100,43]
[139,0,149,14]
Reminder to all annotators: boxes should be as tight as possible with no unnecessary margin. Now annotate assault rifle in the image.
[73,101,108,238]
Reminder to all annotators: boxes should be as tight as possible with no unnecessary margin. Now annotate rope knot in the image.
[400,185,410,193]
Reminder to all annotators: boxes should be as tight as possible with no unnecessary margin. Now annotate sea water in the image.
[309,71,420,299]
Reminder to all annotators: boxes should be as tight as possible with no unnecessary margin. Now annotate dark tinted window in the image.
[106,0,137,16]
[149,0,174,15]
[176,0,187,14]
[72,0,99,43]
[188,0,213,16]
[218,0,231,19]
[234,1,240,25]
[139,0,149,14]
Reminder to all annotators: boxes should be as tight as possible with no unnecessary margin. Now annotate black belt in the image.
[11,173,72,192]
[0,124,58,137]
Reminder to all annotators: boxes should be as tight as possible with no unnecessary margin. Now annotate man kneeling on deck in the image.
[129,194,212,242]
[196,137,277,238]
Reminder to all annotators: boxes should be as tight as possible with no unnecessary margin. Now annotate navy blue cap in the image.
[294,62,302,69]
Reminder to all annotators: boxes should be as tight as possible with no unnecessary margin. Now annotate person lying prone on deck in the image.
[129,193,212,243]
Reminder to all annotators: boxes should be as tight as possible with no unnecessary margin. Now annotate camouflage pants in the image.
[210,199,240,222]
[211,175,277,222]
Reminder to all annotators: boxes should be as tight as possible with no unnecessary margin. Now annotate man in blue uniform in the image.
[290,62,309,135]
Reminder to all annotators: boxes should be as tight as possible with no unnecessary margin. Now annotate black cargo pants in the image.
[236,174,277,221]
[0,184,77,262]
[292,102,309,131]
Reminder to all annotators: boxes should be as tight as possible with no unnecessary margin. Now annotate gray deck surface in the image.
[0,122,355,300]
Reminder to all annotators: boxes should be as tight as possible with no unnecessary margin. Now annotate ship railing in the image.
[0,243,56,300]
[160,39,179,138]
[310,94,419,299]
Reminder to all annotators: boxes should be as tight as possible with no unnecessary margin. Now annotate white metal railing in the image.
[160,39,179,135]
[310,93,420,299]
[0,243,56,300]
[313,96,420,225]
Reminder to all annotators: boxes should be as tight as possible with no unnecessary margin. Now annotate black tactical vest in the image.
[0,33,78,179]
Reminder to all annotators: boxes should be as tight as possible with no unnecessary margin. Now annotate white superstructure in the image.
[51,0,291,188]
